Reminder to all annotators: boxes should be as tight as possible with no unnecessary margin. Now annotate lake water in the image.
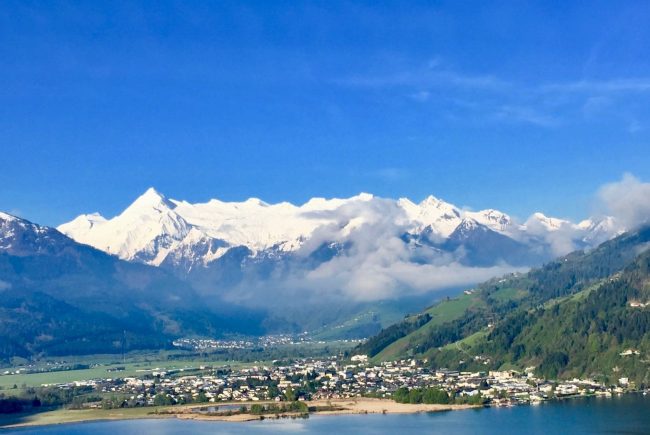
[2,395,649,434]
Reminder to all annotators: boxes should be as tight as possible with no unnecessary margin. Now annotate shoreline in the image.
[2,392,640,429]
[0,398,480,429]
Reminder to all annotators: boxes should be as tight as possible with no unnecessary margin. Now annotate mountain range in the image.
[0,189,630,358]
[0,211,262,359]
[58,188,621,274]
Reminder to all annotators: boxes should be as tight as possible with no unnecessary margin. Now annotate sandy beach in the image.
[310,398,478,415]
[169,398,477,422]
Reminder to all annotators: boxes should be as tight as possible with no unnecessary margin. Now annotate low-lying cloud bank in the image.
[226,198,523,305]
[296,199,520,301]
[224,173,649,305]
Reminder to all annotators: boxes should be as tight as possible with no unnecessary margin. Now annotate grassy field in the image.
[440,329,488,352]
[0,339,361,390]
[0,358,254,389]
[490,287,528,302]
[374,292,484,361]
[424,293,479,318]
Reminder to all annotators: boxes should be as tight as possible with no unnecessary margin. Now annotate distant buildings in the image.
[37,355,631,409]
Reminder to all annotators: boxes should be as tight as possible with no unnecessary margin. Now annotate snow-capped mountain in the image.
[0,197,631,343]
[1,211,77,256]
[525,212,571,232]
[58,188,623,273]
[0,211,266,357]
[59,188,374,268]
[578,216,622,245]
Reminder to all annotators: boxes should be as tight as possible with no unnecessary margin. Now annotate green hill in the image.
[356,226,650,384]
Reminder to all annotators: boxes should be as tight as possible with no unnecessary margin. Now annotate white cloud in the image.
[227,197,523,304]
[334,62,510,92]
[597,173,650,229]
[515,173,650,258]
[521,217,583,257]
[220,174,650,306]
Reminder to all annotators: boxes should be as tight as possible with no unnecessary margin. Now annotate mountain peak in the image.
[420,195,443,206]
[141,187,165,200]
[1,212,73,255]
[465,209,512,232]
[126,187,175,212]
[0,211,19,222]
[419,195,458,213]
[243,197,269,207]
[418,195,460,215]
[528,212,570,231]
[58,212,107,233]
[354,192,374,201]
[457,217,480,231]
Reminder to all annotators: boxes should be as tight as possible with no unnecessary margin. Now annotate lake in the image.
[2,395,649,434]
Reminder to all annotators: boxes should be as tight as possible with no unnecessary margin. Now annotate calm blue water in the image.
[2,395,649,434]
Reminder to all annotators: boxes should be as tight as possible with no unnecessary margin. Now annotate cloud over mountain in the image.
[230,197,520,303]
[597,173,650,230]
[57,185,625,304]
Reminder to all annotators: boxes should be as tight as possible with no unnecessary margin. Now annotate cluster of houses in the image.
[171,333,315,351]
[171,338,255,351]
[47,355,634,408]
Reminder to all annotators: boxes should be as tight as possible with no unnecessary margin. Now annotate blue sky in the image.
[1,1,650,226]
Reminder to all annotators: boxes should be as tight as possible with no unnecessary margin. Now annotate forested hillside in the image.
[357,226,650,383]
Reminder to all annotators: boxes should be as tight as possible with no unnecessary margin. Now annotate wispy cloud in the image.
[581,96,612,117]
[334,58,650,129]
[541,78,650,94]
[493,105,559,127]
[334,60,510,92]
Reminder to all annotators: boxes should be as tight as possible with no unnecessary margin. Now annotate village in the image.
[171,333,316,351]
[46,355,633,410]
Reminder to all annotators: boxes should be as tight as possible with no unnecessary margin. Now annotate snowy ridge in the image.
[526,212,571,231]
[57,188,623,270]
[1,211,73,255]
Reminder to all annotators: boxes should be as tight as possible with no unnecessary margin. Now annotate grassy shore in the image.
[0,398,479,429]
[0,406,167,428]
